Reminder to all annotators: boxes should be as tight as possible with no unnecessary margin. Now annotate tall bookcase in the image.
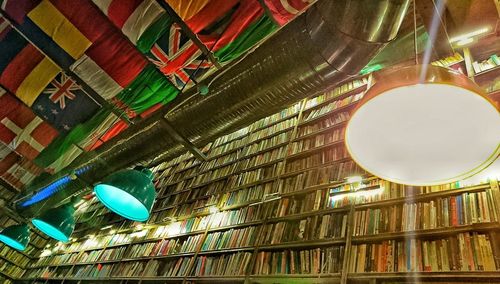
[22,50,500,284]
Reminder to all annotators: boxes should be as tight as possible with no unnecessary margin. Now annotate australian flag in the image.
[31,72,100,133]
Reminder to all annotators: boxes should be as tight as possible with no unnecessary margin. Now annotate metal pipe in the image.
[18,0,410,217]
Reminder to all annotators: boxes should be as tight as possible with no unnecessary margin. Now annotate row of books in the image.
[124,234,202,258]
[266,189,348,219]
[353,179,464,204]
[241,131,291,157]
[207,135,250,159]
[281,161,362,193]
[248,103,301,132]
[256,213,347,244]
[202,226,258,251]
[254,246,345,275]
[247,117,297,143]
[472,54,500,74]
[353,191,498,236]
[212,126,250,148]
[217,181,280,208]
[143,257,192,277]
[226,162,284,189]
[296,111,350,138]
[0,260,25,278]
[288,127,345,155]
[302,92,364,122]
[431,52,464,68]
[304,77,368,110]
[0,244,30,267]
[284,146,350,173]
[99,246,126,261]
[193,252,252,276]
[349,233,497,272]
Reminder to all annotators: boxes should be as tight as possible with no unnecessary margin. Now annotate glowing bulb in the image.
[347,176,363,184]
[456,37,474,46]
[449,27,490,43]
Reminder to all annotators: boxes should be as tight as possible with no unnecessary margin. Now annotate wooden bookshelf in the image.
[24,52,500,284]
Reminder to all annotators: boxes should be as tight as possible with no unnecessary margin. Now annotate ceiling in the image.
[0,0,499,212]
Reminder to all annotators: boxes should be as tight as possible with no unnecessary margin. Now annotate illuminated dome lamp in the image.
[32,203,76,242]
[0,224,30,251]
[94,167,156,222]
[345,65,500,186]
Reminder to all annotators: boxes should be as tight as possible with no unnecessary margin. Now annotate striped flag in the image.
[264,0,315,26]
[0,21,60,106]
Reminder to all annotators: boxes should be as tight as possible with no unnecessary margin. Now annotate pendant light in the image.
[345,65,500,186]
[94,167,156,222]
[0,224,30,251]
[32,203,75,242]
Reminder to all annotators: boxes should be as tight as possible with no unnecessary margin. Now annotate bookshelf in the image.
[22,50,500,284]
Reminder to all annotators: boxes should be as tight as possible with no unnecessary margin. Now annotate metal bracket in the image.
[160,117,207,161]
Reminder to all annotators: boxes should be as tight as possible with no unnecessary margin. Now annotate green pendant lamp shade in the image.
[32,204,75,242]
[0,224,30,251]
[94,167,156,222]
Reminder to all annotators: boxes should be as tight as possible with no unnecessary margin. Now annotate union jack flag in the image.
[147,23,213,89]
[43,73,78,109]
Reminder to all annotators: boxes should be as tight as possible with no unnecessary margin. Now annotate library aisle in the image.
[0,0,499,284]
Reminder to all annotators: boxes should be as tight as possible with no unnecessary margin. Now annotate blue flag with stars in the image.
[31,72,100,133]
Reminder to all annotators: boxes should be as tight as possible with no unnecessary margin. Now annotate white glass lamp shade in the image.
[345,65,500,186]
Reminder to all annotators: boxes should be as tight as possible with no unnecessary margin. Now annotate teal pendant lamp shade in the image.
[94,167,156,222]
[0,224,30,251]
[32,204,75,242]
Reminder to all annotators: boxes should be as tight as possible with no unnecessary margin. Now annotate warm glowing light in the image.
[136,224,144,230]
[456,37,474,46]
[131,229,147,239]
[109,230,116,235]
[167,222,181,236]
[449,27,490,43]
[346,65,500,186]
[347,176,363,184]
[40,249,52,257]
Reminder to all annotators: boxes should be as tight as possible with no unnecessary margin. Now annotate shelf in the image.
[348,271,500,280]
[258,238,346,251]
[266,207,350,223]
[303,83,367,113]
[294,121,347,141]
[186,276,246,282]
[298,102,357,127]
[286,139,344,161]
[280,157,352,179]
[354,183,490,210]
[198,247,255,255]
[351,222,500,243]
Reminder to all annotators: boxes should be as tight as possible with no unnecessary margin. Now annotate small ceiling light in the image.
[0,224,30,251]
[32,203,76,242]
[346,65,500,186]
[449,27,490,44]
[94,167,156,222]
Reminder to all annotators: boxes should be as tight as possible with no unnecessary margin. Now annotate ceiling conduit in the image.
[18,0,410,217]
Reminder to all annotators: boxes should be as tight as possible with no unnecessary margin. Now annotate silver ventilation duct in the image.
[18,0,410,217]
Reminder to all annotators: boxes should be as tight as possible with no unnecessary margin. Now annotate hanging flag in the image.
[0,0,37,24]
[146,23,213,88]
[0,88,59,161]
[0,143,43,189]
[49,0,148,89]
[165,0,212,21]
[92,0,170,53]
[0,16,11,39]
[263,0,314,26]
[31,72,101,133]
[184,0,239,33]
[27,0,92,60]
[0,24,60,106]
[113,65,179,115]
